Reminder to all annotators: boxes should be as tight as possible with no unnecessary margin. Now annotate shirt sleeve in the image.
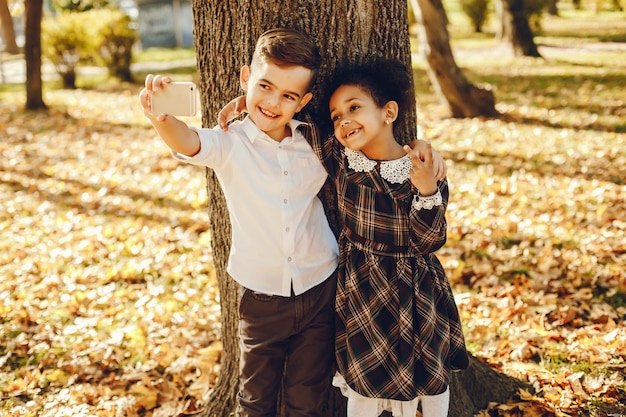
[407,178,449,254]
[170,126,234,170]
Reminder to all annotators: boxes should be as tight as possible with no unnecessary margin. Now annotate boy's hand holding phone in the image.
[140,75,197,120]
[139,74,202,157]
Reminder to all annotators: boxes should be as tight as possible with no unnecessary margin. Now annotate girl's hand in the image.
[409,139,448,181]
[403,143,438,196]
[407,140,447,180]
[218,95,247,131]
[139,74,172,122]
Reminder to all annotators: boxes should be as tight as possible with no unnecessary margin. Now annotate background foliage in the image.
[42,8,137,87]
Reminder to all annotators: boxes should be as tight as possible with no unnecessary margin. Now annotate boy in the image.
[139,28,339,417]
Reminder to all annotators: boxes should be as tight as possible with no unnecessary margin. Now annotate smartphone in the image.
[151,81,197,116]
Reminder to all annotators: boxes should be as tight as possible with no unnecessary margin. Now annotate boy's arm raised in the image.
[139,74,201,157]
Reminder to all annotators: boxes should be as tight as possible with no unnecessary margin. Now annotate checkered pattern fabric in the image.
[304,122,469,400]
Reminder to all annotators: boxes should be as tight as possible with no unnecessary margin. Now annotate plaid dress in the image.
[307,126,469,401]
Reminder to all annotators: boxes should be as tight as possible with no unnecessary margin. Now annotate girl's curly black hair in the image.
[320,58,413,137]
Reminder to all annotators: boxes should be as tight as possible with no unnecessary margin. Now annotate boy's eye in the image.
[259,83,270,90]
[284,94,296,101]
[350,104,360,112]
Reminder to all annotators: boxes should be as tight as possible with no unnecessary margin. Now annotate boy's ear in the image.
[384,100,399,122]
[296,92,313,112]
[239,65,251,91]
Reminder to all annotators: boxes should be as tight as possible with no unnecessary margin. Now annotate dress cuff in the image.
[412,190,443,210]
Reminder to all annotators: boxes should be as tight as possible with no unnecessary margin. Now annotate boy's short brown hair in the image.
[252,28,322,90]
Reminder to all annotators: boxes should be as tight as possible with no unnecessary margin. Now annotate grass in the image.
[132,47,196,63]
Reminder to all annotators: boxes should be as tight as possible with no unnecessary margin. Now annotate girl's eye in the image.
[331,114,340,122]
[350,104,360,112]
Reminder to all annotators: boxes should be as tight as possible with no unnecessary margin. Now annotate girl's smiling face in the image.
[329,84,394,156]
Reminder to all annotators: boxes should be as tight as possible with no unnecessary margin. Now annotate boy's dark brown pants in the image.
[236,271,337,417]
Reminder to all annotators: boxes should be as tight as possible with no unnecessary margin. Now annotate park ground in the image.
[1,4,625,417]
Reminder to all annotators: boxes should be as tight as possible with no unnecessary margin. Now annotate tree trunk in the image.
[410,0,498,118]
[61,71,77,89]
[24,0,46,110]
[191,1,526,416]
[0,0,19,54]
[547,0,558,16]
[498,0,542,57]
[449,354,531,416]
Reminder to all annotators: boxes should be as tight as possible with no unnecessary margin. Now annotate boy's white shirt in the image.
[172,116,338,296]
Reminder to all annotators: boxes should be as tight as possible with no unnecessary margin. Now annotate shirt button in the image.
[285,227,290,232]
[287,257,292,262]
[284,170,288,175]
[283,199,288,204]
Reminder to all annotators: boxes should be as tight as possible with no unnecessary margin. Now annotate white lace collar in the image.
[344,148,411,184]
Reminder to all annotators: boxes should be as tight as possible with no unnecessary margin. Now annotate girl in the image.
[314,58,469,417]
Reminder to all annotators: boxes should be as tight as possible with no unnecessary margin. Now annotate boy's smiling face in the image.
[240,59,313,142]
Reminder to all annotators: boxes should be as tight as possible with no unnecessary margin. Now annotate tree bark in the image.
[191,1,525,416]
[0,0,19,54]
[410,0,498,118]
[449,354,531,416]
[547,0,558,16]
[498,0,542,57]
[24,0,46,110]
[191,3,249,415]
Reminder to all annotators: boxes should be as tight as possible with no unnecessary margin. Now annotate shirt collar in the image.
[241,116,309,144]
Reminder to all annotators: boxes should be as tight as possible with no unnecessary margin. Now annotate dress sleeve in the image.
[299,111,340,178]
[408,178,449,254]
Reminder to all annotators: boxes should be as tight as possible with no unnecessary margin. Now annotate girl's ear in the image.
[383,100,399,124]
[240,65,251,92]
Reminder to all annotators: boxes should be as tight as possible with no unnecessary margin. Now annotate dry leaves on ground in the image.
[0,84,624,417]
